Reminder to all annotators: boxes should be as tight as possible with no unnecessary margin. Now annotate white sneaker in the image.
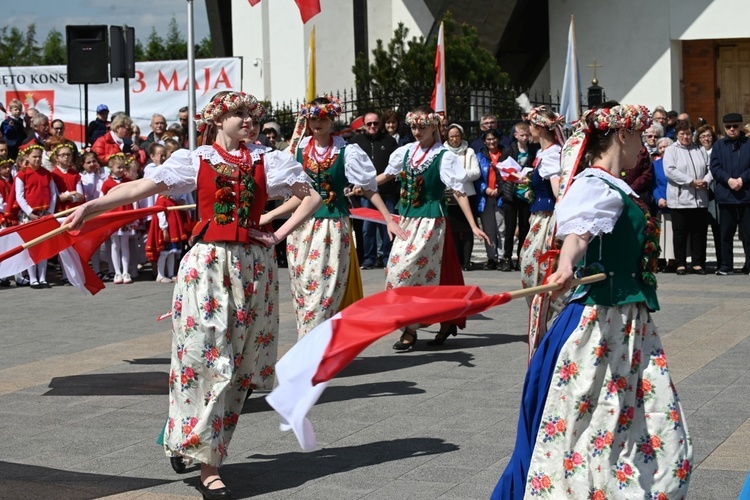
[122,273,133,284]
[113,274,124,284]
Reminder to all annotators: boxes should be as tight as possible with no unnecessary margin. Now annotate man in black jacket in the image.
[710,112,750,275]
[349,111,398,269]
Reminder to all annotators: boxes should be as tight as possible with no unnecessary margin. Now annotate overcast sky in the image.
[3,0,211,45]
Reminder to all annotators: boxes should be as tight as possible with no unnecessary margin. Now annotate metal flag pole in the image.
[186,0,197,149]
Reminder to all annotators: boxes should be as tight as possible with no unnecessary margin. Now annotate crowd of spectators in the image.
[1,100,749,289]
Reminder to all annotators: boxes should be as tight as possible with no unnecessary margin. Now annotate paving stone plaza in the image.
[1,268,748,499]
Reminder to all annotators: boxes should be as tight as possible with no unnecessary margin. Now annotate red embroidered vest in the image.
[16,167,52,213]
[192,155,268,243]
[51,167,83,210]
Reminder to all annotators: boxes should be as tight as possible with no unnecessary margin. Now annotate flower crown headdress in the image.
[194,92,266,133]
[19,143,44,155]
[405,111,443,128]
[299,95,343,119]
[528,106,566,145]
[50,141,75,158]
[577,104,652,134]
[0,157,14,168]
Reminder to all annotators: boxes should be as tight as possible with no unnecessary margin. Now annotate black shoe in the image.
[676,268,687,276]
[40,281,51,288]
[483,260,497,270]
[30,281,43,289]
[742,267,750,275]
[462,264,472,272]
[499,260,512,272]
[198,478,233,499]
[691,267,706,275]
[427,325,458,346]
[244,387,254,401]
[170,455,187,474]
[0,279,10,287]
[360,261,374,270]
[374,258,385,269]
[512,260,520,271]
[393,329,417,351]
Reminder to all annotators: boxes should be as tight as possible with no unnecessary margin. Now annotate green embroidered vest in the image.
[399,149,448,218]
[297,144,350,219]
[578,180,659,311]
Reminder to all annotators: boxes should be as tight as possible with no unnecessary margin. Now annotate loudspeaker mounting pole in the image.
[84,84,89,148]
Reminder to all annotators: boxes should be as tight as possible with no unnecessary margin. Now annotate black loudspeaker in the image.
[66,25,109,85]
[110,26,135,79]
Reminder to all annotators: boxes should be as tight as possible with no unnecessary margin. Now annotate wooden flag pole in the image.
[506,273,606,301]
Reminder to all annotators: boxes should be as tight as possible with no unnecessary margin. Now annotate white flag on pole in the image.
[559,16,580,125]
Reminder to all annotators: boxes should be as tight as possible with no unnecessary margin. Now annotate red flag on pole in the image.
[247,0,321,24]
[430,22,446,114]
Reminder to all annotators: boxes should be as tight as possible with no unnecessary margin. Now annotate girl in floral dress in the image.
[492,103,692,499]
[66,91,322,500]
[262,96,405,339]
[376,105,489,350]
[520,106,565,292]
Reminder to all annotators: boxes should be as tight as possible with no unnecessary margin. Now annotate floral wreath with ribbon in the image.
[0,157,14,168]
[194,92,267,133]
[528,106,566,146]
[299,95,343,119]
[405,111,443,128]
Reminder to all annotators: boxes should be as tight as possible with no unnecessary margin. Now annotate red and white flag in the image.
[266,285,511,451]
[61,206,171,294]
[247,0,321,24]
[430,21,446,114]
[0,216,72,278]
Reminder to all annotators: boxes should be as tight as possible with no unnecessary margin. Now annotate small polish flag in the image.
[267,285,511,451]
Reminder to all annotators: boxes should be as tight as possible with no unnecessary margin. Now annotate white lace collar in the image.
[299,135,347,155]
[576,168,636,196]
[404,141,445,174]
[536,143,561,159]
[195,144,268,165]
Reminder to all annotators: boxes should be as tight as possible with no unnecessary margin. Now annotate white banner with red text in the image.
[0,57,242,146]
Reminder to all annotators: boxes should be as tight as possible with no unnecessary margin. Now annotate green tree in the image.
[144,27,165,61]
[195,36,213,59]
[19,23,41,66]
[164,17,187,60]
[41,28,66,65]
[134,39,146,62]
[352,12,512,119]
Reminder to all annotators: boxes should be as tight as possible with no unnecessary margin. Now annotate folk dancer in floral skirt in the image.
[492,102,692,499]
[66,91,322,500]
[376,105,489,350]
[520,106,565,293]
[262,96,405,339]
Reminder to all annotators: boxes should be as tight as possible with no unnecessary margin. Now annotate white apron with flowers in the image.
[164,242,278,466]
[524,304,692,499]
[385,216,444,289]
[524,171,692,499]
[287,217,351,339]
[521,211,555,292]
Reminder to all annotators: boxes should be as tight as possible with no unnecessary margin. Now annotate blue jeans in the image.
[361,196,397,265]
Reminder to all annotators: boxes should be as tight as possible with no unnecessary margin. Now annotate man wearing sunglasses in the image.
[710,112,750,275]
[349,111,399,269]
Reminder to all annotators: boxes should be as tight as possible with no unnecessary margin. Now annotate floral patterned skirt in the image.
[495,302,692,498]
[287,217,351,339]
[385,217,444,289]
[163,241,278,467]
[520,211,555,291]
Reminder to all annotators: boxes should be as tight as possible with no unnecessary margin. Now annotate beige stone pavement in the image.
[2,270,750,498]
